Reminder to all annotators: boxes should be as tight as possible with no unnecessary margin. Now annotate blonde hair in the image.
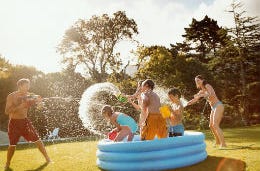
[17,78,30,87]
[101,105,113,117]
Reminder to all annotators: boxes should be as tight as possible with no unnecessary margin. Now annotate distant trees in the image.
[58,11,138,82]
[0,56,92,132]
[172,15,230,63]
[1,1,259,133]
[226,1,260,121]
[133,1,259,126]
[134,45,212,95]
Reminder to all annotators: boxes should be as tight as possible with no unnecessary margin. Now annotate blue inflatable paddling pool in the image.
[96,131,207,171]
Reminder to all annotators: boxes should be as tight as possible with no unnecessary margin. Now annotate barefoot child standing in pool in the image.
[140,79,167,140]
[101,105,138,141]
[167,88,185,137]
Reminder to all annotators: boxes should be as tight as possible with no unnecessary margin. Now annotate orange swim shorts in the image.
[141,113,167,140]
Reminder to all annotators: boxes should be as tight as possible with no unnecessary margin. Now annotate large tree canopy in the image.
[135,45,210,94]
[225,1,260,120]
[172,15,230,63]
[57,11,138,82]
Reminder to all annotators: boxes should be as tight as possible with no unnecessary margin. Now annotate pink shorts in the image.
[8,118,39,145]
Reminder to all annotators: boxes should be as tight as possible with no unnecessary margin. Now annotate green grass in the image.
[0,125,259,171]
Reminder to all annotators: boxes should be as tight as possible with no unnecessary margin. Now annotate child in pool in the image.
[101,105,138,142]
[167,88,185,137]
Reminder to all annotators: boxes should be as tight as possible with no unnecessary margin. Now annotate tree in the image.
[226,0,260,122]
[174,15,229,62]
[135,45,210,93]
[0,55,12,130]
[0,55,12,79]
[57,11,138,82]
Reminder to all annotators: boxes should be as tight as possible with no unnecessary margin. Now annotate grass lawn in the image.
[0,125,259,171]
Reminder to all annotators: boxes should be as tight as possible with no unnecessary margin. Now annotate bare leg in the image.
[209,112,220,145]
[34,140,51,163]
[209,110,220,145]
[114,126,131,142]
[5,145,16,169]
[212,105,227,147]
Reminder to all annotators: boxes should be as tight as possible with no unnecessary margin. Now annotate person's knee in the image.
[212,122,219,130]
[8,145,16,153]
[8,145,16,149]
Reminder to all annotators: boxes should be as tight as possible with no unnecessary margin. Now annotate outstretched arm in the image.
[187,91,203,106]
[128,97,141,111]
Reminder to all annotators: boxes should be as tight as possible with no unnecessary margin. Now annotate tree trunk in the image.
[239,53,247,125]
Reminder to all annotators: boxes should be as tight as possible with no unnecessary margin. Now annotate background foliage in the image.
[0,1,259,137]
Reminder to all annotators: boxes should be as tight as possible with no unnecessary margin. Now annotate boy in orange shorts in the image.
[140,79,167,140]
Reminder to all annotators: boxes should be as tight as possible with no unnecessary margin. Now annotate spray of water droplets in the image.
[154,87,188,107]
[78,82,121,135]
[78,82,189,136]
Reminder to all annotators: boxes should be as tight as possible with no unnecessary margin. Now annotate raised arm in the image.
[140,94,149,127]
[128,96,141,111]
[187,90,206,106]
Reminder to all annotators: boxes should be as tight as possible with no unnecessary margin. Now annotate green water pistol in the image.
[117,94,127,103]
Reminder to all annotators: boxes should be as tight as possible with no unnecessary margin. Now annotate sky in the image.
[0,0,259,73]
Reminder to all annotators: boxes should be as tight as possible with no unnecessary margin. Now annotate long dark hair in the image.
[195,75,208,88]
[143,79,155,90]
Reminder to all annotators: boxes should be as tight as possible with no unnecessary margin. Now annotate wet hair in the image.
[168,88,181,97]
[195,75,208,87]
[137,80,143,87]
[17,78,30,87]
[143,79,155,90]
[101,105,113,117]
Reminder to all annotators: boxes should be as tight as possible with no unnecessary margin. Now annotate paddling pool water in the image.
[96,131,207,171]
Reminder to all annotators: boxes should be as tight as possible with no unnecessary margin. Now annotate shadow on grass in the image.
[0,136,101,151]
[4,167,13,171]
[24,162,49,171]
[166,155,246,171]
[218,144,260,150]
[98,156,246,171]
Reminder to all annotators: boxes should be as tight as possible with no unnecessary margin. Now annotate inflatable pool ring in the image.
[97,131,207,171]
[159,105,171,118]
